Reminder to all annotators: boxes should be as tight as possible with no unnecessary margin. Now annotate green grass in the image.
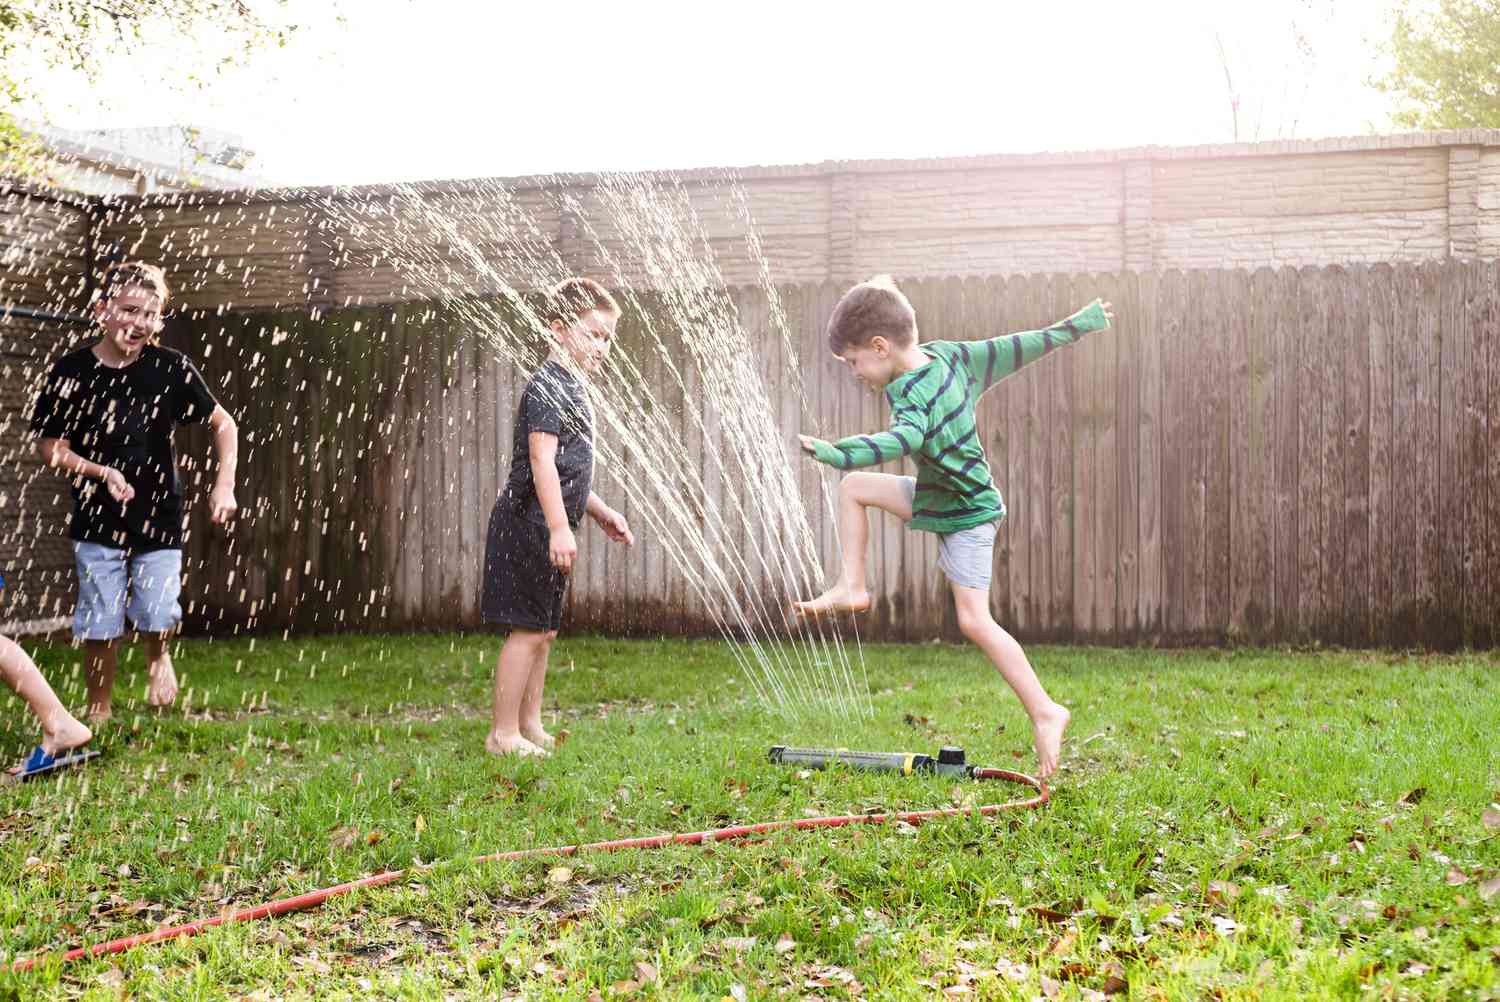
[1,634,1497,1000]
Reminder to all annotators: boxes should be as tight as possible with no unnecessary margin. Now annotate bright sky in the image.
[21,0,1405,187]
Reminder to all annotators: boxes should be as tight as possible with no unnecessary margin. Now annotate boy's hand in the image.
[797,434,826,458]
[101,466,134,503]
[210,485,238,525]
[591,506,635,546]
[1098,299,1115,329]
[549,525,578,574]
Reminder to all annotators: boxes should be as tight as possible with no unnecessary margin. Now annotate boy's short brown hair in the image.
[97,261,170,307]
[826,275,916,355]
[542,277,619,326]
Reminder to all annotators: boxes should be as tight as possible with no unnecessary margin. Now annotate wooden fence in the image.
[142,261,1499,649]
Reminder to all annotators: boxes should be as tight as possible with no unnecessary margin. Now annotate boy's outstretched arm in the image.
[969,299,1114,393]
[585,492,634,545]
[798,403,930,471]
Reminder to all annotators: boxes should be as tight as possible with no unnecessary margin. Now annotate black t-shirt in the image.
[501,360,594,528]
[30,342,219,552]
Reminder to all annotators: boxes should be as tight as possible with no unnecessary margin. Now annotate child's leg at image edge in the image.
[794,472,913,616]
[1,635,92,763]
[488,628,552,756]
[950,584,1070,781]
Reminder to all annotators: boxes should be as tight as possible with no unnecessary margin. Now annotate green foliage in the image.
[0,1,297,178]
[0,634,1497,998]
[1376,0,1500,128]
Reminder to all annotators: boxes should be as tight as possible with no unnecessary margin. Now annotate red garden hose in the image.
[9,768,1046,973]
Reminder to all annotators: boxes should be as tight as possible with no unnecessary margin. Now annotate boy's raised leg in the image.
[794,472,913,617]
[519,632,556,750]
[1,636,91,757]
[951,584,1070,780]
[83,639,118,723]
[144,631,179,708]
[488,629,548,757]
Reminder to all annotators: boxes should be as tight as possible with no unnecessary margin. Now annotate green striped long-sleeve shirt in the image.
[810,300,1110,533]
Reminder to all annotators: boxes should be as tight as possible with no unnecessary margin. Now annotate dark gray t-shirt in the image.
[502,360,594,528]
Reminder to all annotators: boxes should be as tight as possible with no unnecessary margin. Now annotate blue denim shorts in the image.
[72,542,183,640]
[900,477,1002,590]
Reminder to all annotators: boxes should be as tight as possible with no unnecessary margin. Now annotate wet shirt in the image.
[502,360,594,529]
[30,342,219,552]
[810,301,1110,534]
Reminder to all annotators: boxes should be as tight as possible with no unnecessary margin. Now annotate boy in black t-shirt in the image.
[480,278,634,757]
[30,262,240,722]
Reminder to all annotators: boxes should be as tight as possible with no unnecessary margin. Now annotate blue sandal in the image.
[8,745,100,781]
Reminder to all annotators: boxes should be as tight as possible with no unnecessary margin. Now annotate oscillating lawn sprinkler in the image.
[769,744,978,778]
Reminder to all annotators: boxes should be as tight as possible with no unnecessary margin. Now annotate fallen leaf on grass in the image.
[414,814,426,834]
[547,866,573,884]
[1399,787,1427,807]
[1479,876,1500,901]
[1057,962,1094,980]
[328,826,359,851]
[1445,866,1470,886]
[1027,904,1072,924]
[366,831,385,846]
[1205,881,1240,906]
[722,936,757,952]
[1482,809,1500,830]
[774,933,796,955]
[634,961,657,984]
[22,856,60,878]
[1039,974,1062,998]
[1101,974,1129,994]
[1210,915,1239,936]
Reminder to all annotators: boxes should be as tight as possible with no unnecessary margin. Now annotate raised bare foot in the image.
[485,732,548,757]
[520,724,556,750]
[1031,702,1071,781]
[146,657,179,708]
[792,583,871,618]
[40,716,92,757]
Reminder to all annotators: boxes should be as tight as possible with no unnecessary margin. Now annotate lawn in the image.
[1,634,1497,1000]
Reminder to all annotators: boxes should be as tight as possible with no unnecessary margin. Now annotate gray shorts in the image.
[73,542,183,640]
[900,477,1001,590]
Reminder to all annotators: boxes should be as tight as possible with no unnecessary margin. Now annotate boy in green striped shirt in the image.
[794,275,1112,780]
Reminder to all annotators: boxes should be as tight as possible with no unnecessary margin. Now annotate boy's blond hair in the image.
[826,274,917,355]
[96,261,171,308]
[542,277,619,326]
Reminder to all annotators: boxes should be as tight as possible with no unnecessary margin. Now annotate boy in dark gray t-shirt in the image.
[480,278,635,757]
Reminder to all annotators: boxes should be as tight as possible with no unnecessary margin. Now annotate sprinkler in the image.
[769,745,978,778]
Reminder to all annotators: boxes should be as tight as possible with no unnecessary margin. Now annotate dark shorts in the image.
[480,500,568,632]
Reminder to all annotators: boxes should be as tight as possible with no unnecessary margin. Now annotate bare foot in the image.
[520,725,556,750]
[146,657,179,708]
[85,706,113,725]
[1031,702,1070,781]
[792,583,871,618]
[485,733,548,757]
[40,716,92,757]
